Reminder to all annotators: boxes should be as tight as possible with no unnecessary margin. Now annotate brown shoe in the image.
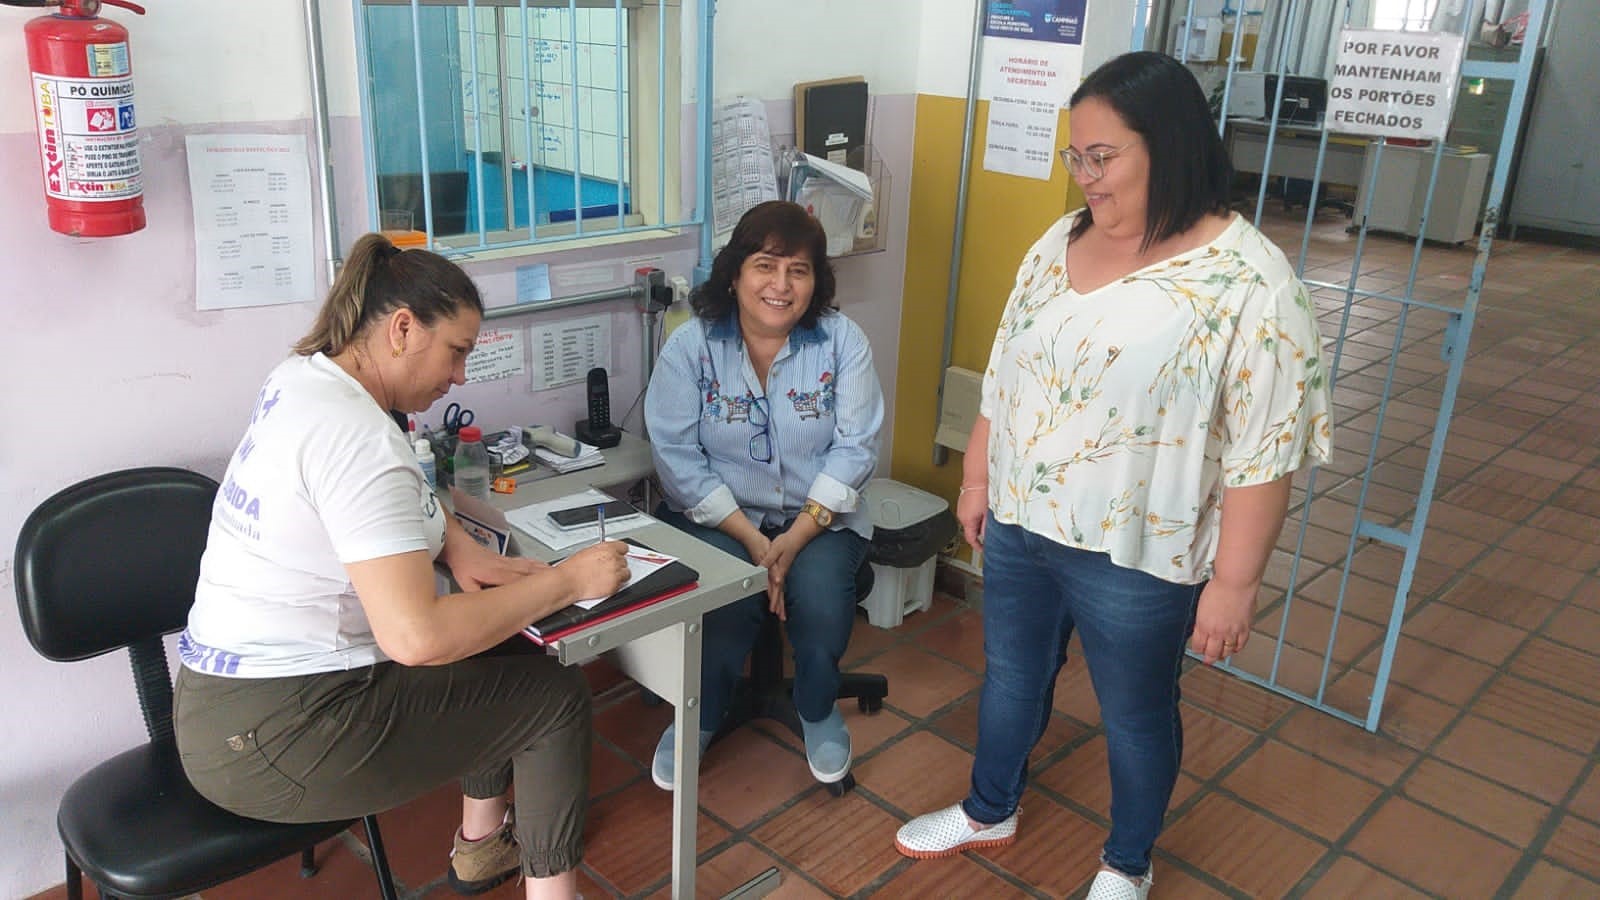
[448,815,520,895]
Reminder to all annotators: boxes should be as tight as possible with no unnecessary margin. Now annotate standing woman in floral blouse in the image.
[894,52,1332,899]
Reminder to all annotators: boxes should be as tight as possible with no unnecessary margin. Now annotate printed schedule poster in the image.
[983,0,1087,44]
[186,134,315,311]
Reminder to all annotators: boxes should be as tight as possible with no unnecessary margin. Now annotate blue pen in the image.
[596,503,607,542]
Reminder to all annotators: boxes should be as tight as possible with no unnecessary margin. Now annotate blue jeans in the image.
[654,506,868,729]
[966,515,1201,878]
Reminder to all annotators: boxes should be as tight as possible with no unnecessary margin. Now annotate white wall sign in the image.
[186,133,315,310]
[529,313,612,390]
[465,327,527,384]
[1326,28,1465,141]
[980,38,1080,181]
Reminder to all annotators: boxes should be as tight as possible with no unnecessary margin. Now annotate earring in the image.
[392,346,404,358]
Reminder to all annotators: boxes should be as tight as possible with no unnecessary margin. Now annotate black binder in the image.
[524,540,700,643]
[795,77,869,171]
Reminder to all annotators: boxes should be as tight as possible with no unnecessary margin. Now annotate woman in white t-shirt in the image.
[893,53,1332,899]
[174,233,628,900]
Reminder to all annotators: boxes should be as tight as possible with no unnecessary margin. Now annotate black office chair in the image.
[713,558,888,798]
[14,467,399,900]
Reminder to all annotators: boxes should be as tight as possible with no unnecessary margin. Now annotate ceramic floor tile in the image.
[592,691,675,768]
[1403,601,1527,665]
[1331,671,1460,751]
[1542,606,1600,657]
[580,780,729,896]
[1438,573,1562,630]
[361,782,462,886]
[852,730,974,818]
[1510,860,1600,899]
[1571,767,1600,825]
[973,794,1107,899]
[1300,855,1431,899]
[841,614,905,669]
[1274,706,1417,786]
[1162,794,1326,898]
[864,644,982,718]
[1510,637,1600,705]
[912,607,987,673]
[1434,714,1587,805]
[1177,705,1259,779]
[750,791,905,897]
[1400,758,1553,847]
[869,853,1034,899]
[695,728,816,829]
[1346,796,1521,897]
[643,840,831,900]
[1355,634,1496,707]
[1544,814,1600,882]
[1473,674,1600,755]
[1220,740,1381,841]
[591,738,644,798]
[924,696,1084,771]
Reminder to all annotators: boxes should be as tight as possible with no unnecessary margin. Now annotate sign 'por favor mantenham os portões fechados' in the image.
[1325,28,1465,141]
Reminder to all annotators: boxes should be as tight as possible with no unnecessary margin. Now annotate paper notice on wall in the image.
[1327,29,1464,141]
[185,134,315,310]
[980,38,1081,181]
[530,313,612,391]
[466,328,527,384]
[710,96,780,249]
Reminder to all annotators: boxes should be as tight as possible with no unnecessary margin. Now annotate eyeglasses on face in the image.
[1058,140,1136,181]
[747,395,772,463]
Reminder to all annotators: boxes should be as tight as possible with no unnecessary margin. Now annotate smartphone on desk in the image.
[547,499,640,530]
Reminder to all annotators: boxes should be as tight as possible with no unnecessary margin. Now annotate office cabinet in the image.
[1509,5,1600,237]
[1355,144,1491,244]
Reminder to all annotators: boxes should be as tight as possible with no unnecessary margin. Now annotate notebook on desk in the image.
[523,540,700,645]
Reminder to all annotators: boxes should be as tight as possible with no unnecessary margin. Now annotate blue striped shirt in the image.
[645,311,883,539]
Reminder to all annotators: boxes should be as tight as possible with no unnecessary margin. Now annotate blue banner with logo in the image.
[983,0,1086,45]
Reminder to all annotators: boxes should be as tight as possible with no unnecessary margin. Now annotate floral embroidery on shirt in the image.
[785,371,835,420]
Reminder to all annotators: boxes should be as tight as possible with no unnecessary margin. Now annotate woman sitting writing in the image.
[174,233,629,900]
[644,200,885,789]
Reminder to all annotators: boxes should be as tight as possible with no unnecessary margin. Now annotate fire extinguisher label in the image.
[32,72,142,202]
[86,42,131,78]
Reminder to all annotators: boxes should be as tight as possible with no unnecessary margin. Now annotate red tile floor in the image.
[31,212,1600,898]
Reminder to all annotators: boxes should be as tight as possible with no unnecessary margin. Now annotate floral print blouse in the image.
[980,212,1333,584]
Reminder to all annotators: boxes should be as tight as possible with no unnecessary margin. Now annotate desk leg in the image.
[670,615,703,900]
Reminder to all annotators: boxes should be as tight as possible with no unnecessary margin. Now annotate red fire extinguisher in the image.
[8,0,148,237]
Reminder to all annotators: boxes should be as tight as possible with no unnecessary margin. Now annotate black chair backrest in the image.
[16,467,218,663]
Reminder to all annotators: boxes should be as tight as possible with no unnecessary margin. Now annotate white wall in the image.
[0,2,919,895]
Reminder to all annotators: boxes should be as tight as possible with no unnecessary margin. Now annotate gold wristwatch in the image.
[801,499,834,528]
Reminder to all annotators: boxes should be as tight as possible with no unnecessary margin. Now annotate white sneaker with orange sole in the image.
[893,804,1018,859]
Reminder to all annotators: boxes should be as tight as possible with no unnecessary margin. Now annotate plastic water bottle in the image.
[414,438,437,490]
[453,425,491,501]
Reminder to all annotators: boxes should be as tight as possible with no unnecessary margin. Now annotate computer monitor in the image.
[1264,74,1327,126]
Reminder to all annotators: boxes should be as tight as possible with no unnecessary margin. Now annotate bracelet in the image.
[958,484,987,495]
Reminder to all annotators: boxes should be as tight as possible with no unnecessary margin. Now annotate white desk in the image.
[1225,117,1370,188]
[488,438,763,900]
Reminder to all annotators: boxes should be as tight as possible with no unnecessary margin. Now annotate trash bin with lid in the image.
[860,478,959,629]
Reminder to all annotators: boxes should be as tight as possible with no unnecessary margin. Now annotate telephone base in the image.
[575,419,622,450]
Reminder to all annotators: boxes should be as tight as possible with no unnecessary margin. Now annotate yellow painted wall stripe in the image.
[891,93,1081,510]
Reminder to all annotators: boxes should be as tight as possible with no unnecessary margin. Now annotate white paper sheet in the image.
[503,487,652,551]
[465,328,526,384]
[710,96,780,248]
[529,313,611,391]
[979,38,1081,181]
[186,133,315,310]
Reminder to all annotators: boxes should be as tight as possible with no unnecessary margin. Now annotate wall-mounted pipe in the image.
[931,0,987,467]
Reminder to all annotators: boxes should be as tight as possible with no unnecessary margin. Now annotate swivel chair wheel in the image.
[825,772,856,798]
[858,694,882,714]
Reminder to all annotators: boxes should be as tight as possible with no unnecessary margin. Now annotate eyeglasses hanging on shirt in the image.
[748,395,772,463]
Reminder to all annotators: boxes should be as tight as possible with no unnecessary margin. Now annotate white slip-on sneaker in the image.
[893,803,1018,859]
[1086,867,1153,900]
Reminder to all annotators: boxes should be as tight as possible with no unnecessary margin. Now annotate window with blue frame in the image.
[359,0,681,248]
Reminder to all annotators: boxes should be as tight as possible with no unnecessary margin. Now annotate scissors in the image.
[442,402,475,434]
